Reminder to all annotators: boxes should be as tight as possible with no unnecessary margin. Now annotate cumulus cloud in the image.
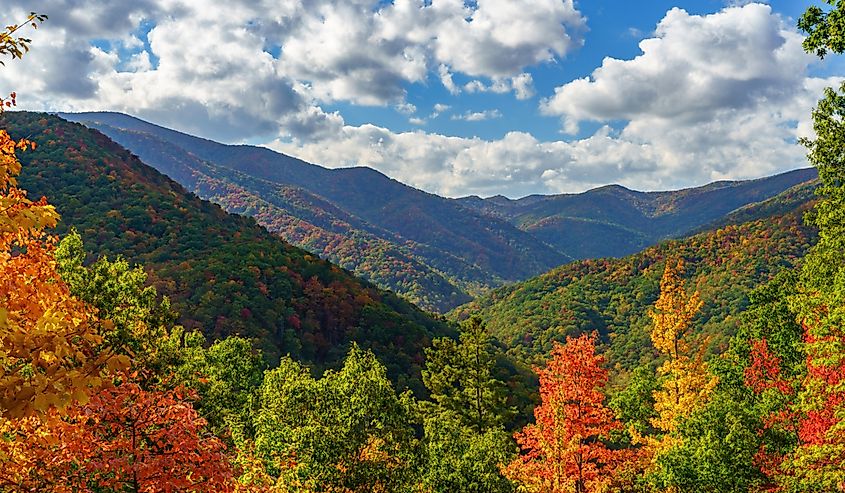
[271,124,667,198]
[271,4,838,198]
[2,0,584,141]
[542,4,812,132]
[0,1,837,198]
[431,0,586,77]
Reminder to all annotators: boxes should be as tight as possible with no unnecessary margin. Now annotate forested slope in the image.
[452,192,816,370]
[8,111,452,391]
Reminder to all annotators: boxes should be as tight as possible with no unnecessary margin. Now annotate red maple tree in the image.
[504,334,621,493]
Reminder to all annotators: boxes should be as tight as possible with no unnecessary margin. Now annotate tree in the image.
[0,12,47,66]
[55,230,175,371]
[799,0,845,58]
[423,316,512,431]
[504,334,621,493]
[738,7,845,488]
[174,335,266,440]
[0,15,123,417]
[254,345,420,492]
[609,365,659,437]
[422,414,516,493]
[649,260,716,435]
[420,317,517,492]
[0,382,235,492]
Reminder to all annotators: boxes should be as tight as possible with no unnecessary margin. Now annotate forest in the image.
[1,2,845,492]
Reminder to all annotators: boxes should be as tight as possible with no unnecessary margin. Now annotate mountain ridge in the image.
[60,111,817,313]
[6,111,451,393]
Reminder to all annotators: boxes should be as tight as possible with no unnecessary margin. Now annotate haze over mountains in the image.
[61,112,818,313]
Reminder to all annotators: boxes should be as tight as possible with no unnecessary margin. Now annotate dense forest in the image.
[7,111,453,394]
[2,2,845,493]
[61,112,812,313]
[451,186,816,370]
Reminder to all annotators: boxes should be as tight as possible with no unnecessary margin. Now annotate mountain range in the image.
[3,110,823,394]
[7,112,450,393]
[452,178,818,374]
[58,112,818,313]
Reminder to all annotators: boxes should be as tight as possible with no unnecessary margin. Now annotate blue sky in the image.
[2,1,841,197]
[332,0,827,143]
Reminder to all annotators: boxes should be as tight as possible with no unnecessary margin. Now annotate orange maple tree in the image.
[504,334,621,493]
[0,381,235,492]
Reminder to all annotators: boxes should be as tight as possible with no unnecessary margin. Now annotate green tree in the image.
[422,316,512,431]
[419,317,517,492]
[174,335,266,440]
[421,414,515,493]
[652,390,765,493]
[55,230,174,363]
[610,365,659,436]
[799,0,845,58]
[254,345,419,492]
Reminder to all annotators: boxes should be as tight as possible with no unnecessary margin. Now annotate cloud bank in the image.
[0,2,837,197]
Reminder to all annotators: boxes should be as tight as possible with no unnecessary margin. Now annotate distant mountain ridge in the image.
[61,111,818,312]
[456,168,818,260]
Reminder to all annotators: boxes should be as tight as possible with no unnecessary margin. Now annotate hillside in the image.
[6,111,452,392]
[451,187,817,370]
[61,112,567,312]
[60,112,814,314]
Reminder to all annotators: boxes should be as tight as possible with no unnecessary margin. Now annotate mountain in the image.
[61,112,570,313]
[60,112,816,314]
[6,111,452,393]
[456,167,818,260]
[450,181,818,371]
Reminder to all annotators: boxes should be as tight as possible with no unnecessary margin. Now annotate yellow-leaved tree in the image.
[0,13,125,418]
[648,260,717,441]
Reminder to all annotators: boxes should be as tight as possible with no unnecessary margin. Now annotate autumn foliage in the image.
[504,334,621,493]
[0,381,234,492]
[0,92,128,418]
[649,260,716,435]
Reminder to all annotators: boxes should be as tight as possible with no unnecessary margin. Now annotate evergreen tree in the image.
[422,316,513,431]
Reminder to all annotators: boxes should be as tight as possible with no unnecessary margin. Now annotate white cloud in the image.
[542,4,812,132]
[463,73,536,99]
[511,73,536,100]
[409,117,427,125]
[431,0,586,77]
[395,102,417,115]
[451,109,503,121]
[269,4,837,198]
[0,1,836,198]
[438,64,460,95]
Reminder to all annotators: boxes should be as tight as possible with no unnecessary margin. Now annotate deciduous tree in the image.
[504,334,621,493]
[649,260,716,435]
[255,345,419,492]
[0,15,123,417]
[0,382,235,492]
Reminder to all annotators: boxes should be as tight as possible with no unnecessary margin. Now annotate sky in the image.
[1,0,842,198]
